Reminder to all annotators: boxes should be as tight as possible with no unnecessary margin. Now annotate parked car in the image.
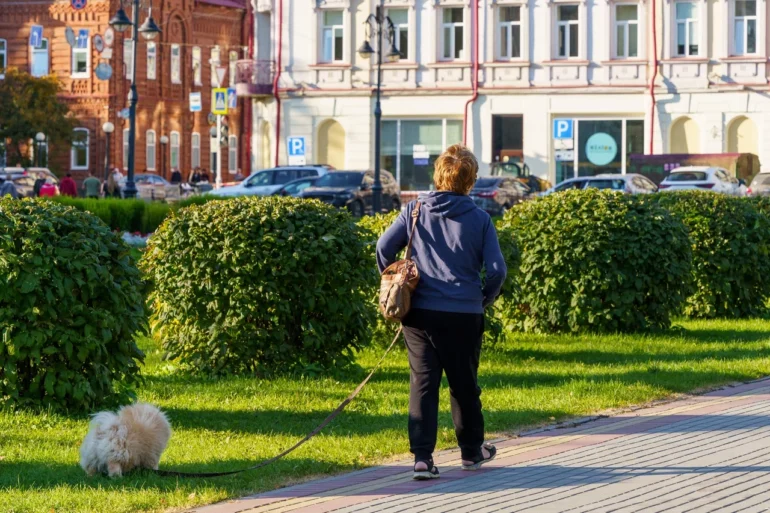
[0,167,60,197]
[747,173,770,197]
[469,177,531,215]
[300,170,401,217]
[209,166,331,198]
[658,166,746,195]
[542,173,658,196]
[272,177,319,197]
[120,173,181,202]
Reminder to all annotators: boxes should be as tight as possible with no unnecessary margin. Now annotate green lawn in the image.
[3,319,770,513]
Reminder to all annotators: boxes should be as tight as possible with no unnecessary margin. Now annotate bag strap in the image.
[404,201,421,261]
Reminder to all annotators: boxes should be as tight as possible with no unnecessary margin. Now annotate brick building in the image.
[0,0,248,181]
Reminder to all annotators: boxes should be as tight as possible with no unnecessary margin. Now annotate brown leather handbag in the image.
[379,202,421,322]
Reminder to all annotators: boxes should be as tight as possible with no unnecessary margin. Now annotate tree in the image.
[0,69,76,169]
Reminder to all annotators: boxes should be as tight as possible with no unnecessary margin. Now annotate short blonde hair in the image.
[433,144,478,195]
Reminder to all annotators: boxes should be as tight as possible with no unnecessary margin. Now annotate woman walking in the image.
[376,144,507,480]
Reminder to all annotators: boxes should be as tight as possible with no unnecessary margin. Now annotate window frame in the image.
[123,129,130,170]
[171,44,181,85]
[320,10,345,63]
[192,132,201,169]
[386,8,409,61]
[147,41,157,80]
[440,7,465,61]
[613,3,640,59]
[71,128,89,170]
[555,4,580,59]
[497,5,522,60]
[31,38,49,77]
[674,1,699,57]
[146,130,157,171]
[192,46,202,86]
[229,50,239,86]
[211,46,221,86]
[124,39,133,79]
[0,39,7,79]
[228,135,238,173]
[733,0,758,55]
[71,29,91,79]
[170,131,180,170]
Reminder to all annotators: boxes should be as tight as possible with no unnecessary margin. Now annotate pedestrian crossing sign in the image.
[212,88,228,115]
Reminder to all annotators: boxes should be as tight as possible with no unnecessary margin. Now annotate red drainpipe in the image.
[462,0,479,145]
[244,0,254,173]
[648,0,658,154]
[273,0,283,166]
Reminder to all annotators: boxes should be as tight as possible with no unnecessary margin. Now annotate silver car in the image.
[120,173,181,202]
[542,173,658,196]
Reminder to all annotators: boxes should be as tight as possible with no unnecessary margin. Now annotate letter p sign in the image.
[553,119,573,140]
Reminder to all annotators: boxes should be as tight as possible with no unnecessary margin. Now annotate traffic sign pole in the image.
[216,114,222,189]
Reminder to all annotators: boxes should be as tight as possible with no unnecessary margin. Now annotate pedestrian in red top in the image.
[60,174,78,197]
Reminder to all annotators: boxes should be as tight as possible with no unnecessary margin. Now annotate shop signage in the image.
[189,92,202,112]
[553,119,573,140]
[585,132,618,166]
[555,150,574,162]
[288,136,306,166]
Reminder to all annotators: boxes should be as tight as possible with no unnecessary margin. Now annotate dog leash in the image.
[153,326,403,478]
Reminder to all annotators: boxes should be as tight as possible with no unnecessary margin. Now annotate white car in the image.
[541,173,658,196]
[209,166,331,198]
[658,166,747,196]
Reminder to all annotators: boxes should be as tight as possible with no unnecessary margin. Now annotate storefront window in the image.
[381,119,463,191]
[554,118,645,184]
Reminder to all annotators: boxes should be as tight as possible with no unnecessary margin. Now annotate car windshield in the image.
[474,178,500,189]
[554,180,585,192]
[668,171,708,182]
[586,179,626,191]
[247,171,272,187]
[754,175,770,186]
[314,172,363,187]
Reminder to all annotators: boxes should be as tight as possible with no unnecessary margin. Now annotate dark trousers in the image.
[402,308,485,462]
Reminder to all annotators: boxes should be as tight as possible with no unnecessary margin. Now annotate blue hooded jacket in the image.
[376,191,507,314]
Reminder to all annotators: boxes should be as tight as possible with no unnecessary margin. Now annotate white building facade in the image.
[240,0,769,190]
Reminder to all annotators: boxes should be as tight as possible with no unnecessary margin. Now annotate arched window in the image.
[71,128,89,170]
[191,132,201,169]
[146,130,157,170]
[170,131,180,169]
[228,135,238,173]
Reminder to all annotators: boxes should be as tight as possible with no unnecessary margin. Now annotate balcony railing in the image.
[235,60,275,97]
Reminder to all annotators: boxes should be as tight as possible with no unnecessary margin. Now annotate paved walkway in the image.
[192,378,770,513]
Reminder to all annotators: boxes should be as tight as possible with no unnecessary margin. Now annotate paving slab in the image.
[190,378,770,513]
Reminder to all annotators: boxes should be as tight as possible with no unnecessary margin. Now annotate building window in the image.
[124,40,133,78]
[71,29,90,78]
[192,46,202,86]
[31,38,49,77]
[146,130,156,171]
[211,46,221,86]
[0,39,6,79]
[557,5,579,58]
[614,4,639,58]
[0,141,5,168]
[228,135,238,173]
[170,131,180,169]
[675,2,698,56]
[322,10,344,62]
[498,6,522,59]
[192,132,201,169]
[171,44,181,84]
[229,50,238,85]
[441,8,464,60]
[388,9,409,60]
[147,42,157,80]
[381,119,463,191]
[71,128,89,170]
[734,0,757,55]
[123,129,130,170]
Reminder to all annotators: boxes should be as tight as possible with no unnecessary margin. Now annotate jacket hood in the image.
[418,191,477,219]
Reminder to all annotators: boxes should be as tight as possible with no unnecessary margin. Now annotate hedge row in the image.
[50,197,172,234]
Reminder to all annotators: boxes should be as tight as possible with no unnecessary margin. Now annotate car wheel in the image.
[391,197,401,212]
[349,201,364,218]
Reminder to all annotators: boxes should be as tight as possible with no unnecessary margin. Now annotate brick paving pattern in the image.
[191,379,770,513]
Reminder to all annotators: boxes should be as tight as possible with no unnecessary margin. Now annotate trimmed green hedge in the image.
[142,196,376,375]
[0,199,146,411]
[499,189,692,333]
[656,192,770,318]
[49,197,171,234]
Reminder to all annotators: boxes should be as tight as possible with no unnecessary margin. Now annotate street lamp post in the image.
[109,0,160,199]
[160,135,169,179]
[358,0,401,215]
[34,132,45,167]
[102,122,115,181]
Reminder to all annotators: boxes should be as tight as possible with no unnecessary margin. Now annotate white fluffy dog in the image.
[79,402,171,477]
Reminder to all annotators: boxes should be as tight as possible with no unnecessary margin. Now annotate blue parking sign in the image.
[553,119,573,140]
[77,29,89,49]
[30,25,43,49]
[288,137,305,157]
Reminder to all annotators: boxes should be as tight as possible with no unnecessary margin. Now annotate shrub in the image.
[358,209,520,346]
[175,194,227,209]
[142,196,376,375]
[49,197,172,233]
[0,199,146,411]
[656,192,770,318]
[499,189,692,333]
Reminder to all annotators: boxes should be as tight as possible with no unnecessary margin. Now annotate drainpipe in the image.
[648,0,658,154]
[462,0,479,145]
[273,0,283,166]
